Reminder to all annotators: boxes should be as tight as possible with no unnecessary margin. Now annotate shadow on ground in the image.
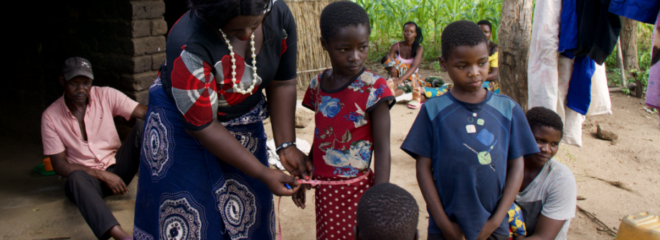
[0,138,137,239]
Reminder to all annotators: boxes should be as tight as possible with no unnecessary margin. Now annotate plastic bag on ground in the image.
[266,138,311,170]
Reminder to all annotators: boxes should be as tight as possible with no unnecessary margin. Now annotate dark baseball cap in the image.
[62,57,94,81]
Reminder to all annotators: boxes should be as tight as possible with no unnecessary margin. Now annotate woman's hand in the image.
[475,219,500,240]
[395,77,409,86]
[258,168,300,196]
[278,147,312,180]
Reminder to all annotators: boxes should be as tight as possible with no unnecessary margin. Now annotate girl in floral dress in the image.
[292,2,394,240]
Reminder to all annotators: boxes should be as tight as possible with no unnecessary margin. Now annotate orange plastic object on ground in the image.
[43,157,53,171]
[617,212,660,240]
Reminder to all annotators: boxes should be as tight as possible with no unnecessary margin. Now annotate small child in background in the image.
[401,20,539,240]
[293,2,395,240]
[355,183,419,240]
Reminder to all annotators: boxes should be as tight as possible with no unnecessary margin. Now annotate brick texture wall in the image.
[2,0,167,143]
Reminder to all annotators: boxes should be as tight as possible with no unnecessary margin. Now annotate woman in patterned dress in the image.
[382,21,425,108]
[132,0,310,239]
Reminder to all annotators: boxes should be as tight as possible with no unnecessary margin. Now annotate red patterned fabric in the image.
[315,170,374,240]
[218,55,261,104]
[159,5,298,130]
[302,69,394,179]
[170,51,218,126]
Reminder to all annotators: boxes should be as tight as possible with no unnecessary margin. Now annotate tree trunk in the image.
[498,0,534,110]
[620,17,638,71]
[619,17,643,97]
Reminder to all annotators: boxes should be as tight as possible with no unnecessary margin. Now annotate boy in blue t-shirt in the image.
[401,20,539,240]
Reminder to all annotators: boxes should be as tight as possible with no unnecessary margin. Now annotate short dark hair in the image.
[357,183,418,240]
[320,1,370,42]
[189,0,271,29]
[476,20,492,30]
[441,20,487,59]
[381,55,388,65]
[526,107,564,137]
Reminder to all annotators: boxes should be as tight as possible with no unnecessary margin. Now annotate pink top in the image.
[41,86,139,170]
[396,42,419,73]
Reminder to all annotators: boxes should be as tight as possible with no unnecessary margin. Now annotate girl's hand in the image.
[258,168,300,196]
[278,147,312,180]
[292,185,307,209]
[475,219,500,240]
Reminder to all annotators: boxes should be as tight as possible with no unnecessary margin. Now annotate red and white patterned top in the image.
[160,3,298,131]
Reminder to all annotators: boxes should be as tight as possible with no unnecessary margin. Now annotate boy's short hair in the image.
[357,183,418,240]
[526,107,564,137]
[476,20,492,30]
[320,1,370,42]
[441,20,487,59]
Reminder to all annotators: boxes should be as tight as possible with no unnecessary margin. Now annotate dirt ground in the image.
[271,63,660,240]
[0,63,657,239]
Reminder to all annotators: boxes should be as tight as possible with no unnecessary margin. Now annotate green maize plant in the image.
[354,0,503,62]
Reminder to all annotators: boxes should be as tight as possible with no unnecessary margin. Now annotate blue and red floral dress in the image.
[302,68,394,240]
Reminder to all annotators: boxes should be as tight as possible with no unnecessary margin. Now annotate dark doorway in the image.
[164,0,190,36]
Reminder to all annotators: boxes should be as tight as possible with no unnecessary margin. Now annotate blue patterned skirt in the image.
[133,79,275,240]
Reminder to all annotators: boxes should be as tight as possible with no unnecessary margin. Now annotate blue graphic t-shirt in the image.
[401,91,539,240]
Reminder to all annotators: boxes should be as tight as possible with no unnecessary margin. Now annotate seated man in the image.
[515,107,577,240]
[355,183,419,240]
[41,57,147,240]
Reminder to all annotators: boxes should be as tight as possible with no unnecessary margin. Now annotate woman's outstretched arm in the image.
[188,121,300,196]
[267,78,313,179]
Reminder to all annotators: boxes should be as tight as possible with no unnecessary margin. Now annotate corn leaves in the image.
[354,0,503,62]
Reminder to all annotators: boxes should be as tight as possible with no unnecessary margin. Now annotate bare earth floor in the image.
[0,77,657,239]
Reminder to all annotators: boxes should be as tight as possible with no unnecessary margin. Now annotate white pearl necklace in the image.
[219,29,258,95]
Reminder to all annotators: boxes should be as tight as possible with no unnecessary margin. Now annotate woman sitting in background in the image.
[477,19,500,94]
[383,21,424,108]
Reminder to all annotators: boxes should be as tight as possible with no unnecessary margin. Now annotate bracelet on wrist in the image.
[276,142,296,153]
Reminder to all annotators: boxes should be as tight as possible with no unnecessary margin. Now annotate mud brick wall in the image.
[2,0,167,143]
[87,0,167,105]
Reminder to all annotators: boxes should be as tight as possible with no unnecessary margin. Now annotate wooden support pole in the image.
[616,37,627,88]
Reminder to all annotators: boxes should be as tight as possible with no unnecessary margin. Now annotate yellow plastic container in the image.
[617,212,660,240]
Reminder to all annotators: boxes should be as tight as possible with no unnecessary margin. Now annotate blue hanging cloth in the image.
[566,55,596,115]
[559,0,578,59]
[608,0,660,24]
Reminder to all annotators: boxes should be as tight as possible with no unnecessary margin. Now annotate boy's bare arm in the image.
[370,101,391,184]
[416,156,464,240]
[476,156,524,240]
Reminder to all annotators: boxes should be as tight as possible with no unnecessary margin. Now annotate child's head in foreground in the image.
[525,107,564,166]
[439,20,489,93]
[355,183,419,240]
[319,1,371,77]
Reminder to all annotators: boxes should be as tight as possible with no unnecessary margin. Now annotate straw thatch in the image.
[284,0,339,88]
